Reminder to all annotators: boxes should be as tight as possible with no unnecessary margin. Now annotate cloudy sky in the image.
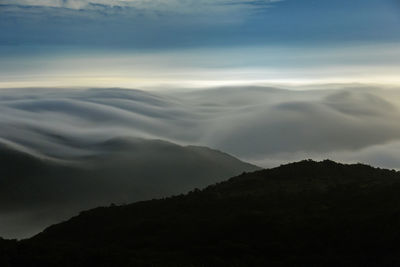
[1,0,400,168]
[1,0,400,87]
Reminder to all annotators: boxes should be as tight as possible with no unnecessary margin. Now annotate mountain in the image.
[2,160,400,266]
[0,137,258,239]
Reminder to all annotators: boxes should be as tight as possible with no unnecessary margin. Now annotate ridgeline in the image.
[2,160,400,266]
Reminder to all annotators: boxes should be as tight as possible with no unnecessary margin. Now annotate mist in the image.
[1,85,400,168]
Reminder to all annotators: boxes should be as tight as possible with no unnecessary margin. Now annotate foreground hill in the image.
[2,160,400,266]
[0,137,258,239]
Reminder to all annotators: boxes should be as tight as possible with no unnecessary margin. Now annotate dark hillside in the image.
[2,160,400,266]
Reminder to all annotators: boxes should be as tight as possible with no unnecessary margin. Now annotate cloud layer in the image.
[1,85,400,169]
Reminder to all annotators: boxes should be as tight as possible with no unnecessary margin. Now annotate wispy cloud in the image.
[0,0,281,14]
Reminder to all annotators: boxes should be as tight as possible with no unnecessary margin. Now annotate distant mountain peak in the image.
[0,137,258,239]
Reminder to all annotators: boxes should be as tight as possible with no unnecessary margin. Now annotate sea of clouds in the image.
[1,85,400,169]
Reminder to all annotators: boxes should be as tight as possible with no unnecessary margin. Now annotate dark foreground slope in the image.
[0,137,258,239]
[3,160,400,266]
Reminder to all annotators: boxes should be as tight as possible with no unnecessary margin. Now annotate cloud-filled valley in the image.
[1,85,400,238]
[2,86,400,167]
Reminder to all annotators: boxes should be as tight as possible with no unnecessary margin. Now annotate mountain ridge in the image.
[2,160,400,266]
[0,137,258,239]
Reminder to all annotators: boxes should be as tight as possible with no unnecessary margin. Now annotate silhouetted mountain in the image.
[0,137,258,239]
[2,160,400,266]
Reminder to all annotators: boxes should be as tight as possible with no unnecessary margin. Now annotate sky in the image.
[1,0,400,168]
[1,0,400,87]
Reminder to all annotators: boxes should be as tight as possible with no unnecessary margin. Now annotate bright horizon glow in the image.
[1,76,400,91]
[1,44,400,90]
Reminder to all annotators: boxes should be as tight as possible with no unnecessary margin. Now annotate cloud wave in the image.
[1,85,400,169]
